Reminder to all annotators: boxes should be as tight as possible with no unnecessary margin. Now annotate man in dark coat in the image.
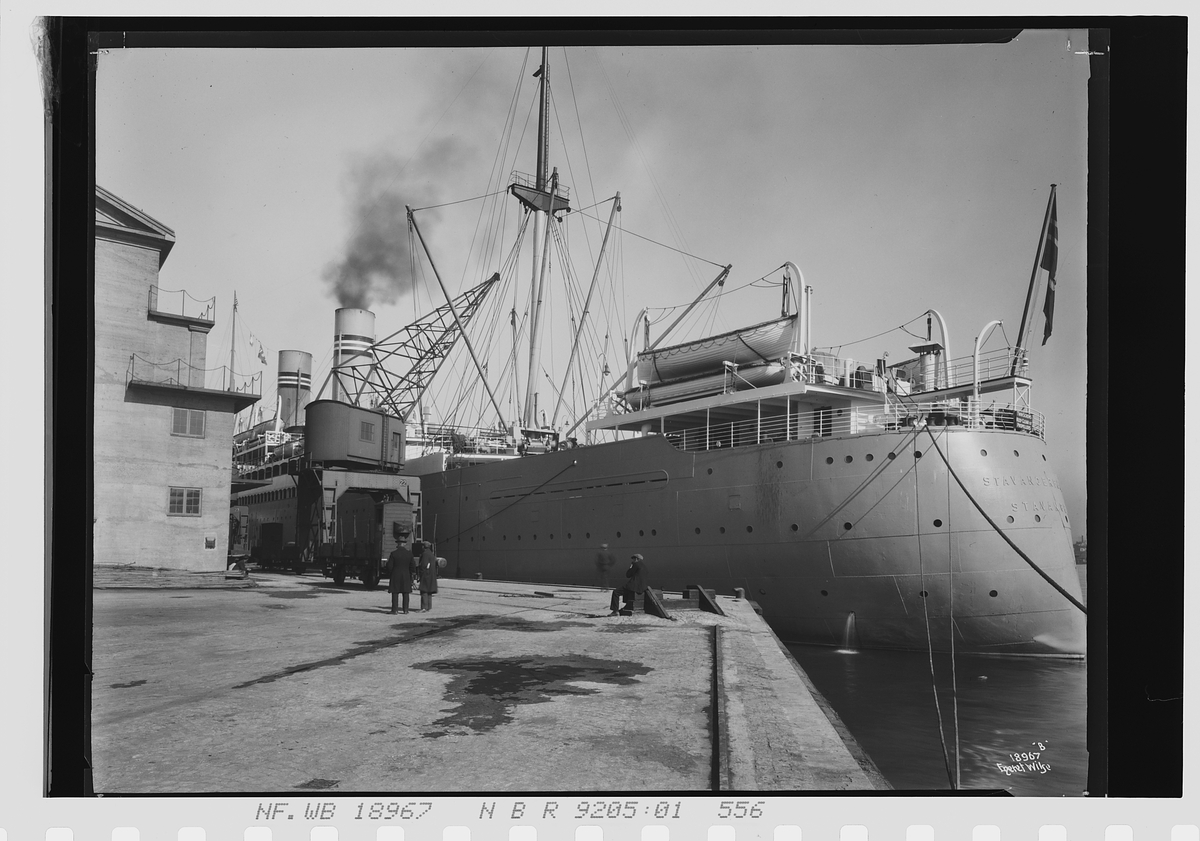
[595,543,616,589]
[416,541,438,612]
[609,554,648,615]
[387,530,415,615]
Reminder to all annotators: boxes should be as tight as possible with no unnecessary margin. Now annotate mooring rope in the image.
[921,426,1086,615]
[915,449,957,790]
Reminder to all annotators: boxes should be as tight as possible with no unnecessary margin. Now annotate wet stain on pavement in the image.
[232,617,484,688]
[233,615,598,689]
[598,624,658,633]
[326,698,365,710]
[266,590,324,599]
[295,777,340,789]
[110,679,147,689]
[260,603,293,610]
[413,655,651,737]
[482,615,592,633]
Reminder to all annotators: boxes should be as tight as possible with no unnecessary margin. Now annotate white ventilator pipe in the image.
[973,319,1003,423]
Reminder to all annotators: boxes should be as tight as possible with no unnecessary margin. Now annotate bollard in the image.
[733,587,745,600]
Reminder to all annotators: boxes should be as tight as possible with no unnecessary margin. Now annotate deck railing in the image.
[127,353,261,395]
[509,171,571,203]
[771,346,1025,395]
[662,401,1045,453]
[148,285,215,322]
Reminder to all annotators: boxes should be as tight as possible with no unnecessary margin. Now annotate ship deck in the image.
[91,574,886,794]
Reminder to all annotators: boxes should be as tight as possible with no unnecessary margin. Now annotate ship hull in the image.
[418,428,1086,656]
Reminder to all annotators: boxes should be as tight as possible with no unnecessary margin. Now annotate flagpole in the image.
[230,291,238,392]
[1011,185,1057,375]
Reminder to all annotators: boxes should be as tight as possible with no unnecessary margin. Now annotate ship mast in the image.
[521,47,552,430]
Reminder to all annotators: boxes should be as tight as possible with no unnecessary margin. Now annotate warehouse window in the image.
[171,408,206,438]
[360,421,375,442]
[168,487,202,516]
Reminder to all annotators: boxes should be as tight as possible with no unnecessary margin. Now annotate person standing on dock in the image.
[595,543,616,589]
[609,554,648,615]
[387,528,415,615]
[416,541,438,612]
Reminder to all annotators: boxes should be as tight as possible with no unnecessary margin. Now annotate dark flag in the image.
[1041,194,1059,345]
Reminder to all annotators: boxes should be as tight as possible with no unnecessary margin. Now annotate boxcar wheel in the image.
[362,569,379,590]
[332,566,346,586]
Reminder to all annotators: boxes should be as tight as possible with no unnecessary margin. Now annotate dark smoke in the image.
[324,140,470,309]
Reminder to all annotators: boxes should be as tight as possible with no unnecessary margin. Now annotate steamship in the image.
[233,48,1086,656]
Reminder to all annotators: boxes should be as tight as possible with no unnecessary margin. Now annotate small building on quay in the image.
[93,186,259,575]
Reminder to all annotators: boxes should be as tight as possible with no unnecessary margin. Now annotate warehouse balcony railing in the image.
[126,353,261,397]
[147,285,216,324]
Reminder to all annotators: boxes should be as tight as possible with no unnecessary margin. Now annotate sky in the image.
[94,32,1092,540]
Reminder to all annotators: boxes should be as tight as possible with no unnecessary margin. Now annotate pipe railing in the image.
[147,285,215,321]
[126,353,261,395]
[661,401,1044,453]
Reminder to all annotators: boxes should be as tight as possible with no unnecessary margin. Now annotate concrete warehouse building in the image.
[93,186,259,574]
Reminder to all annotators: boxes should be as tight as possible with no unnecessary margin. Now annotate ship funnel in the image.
[277,350,313,428]
[332,307,375,404]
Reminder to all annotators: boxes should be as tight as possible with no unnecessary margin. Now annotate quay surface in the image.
[92,574,887,793]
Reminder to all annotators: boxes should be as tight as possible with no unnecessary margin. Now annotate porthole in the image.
[746,526,754,533]
[989,590,999,598]
[776,461,783,468]
[585,532,590,539]
[550,533,554,539]
[1013,450,1020,457]
[1042,454,1047,461]
[616,531,622,538]
[791,524,799,532]
[482,536,486,542]
[639,530,644,537]
[532,534,537,540]
[719,527,726,534]
[919,590,929,598]
[1006,516,1014,524]
[821,589,829,596]
[470,536,474,542]
[825,457,834,465]
[695,528,701,535]
[707,468,713,475]
[503,535,507,541]
[651,529,657,536]
[1064,516,1069,524]
[567,533,572,539]
[843,522,853,531]
[845,455,853,463]
[888,452,897,460]
[865,454,874,462]
[914,451,923,459]
[517,535,522,540]
[933,519,943,528]
[758,588,766,595]
[980,449,988,457]
[1034,515,1042,523]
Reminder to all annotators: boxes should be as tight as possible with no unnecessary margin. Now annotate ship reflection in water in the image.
[788,642,1087,795]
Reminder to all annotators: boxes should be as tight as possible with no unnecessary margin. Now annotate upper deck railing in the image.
[661,400,1045,453]
[797,347,1024,394]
